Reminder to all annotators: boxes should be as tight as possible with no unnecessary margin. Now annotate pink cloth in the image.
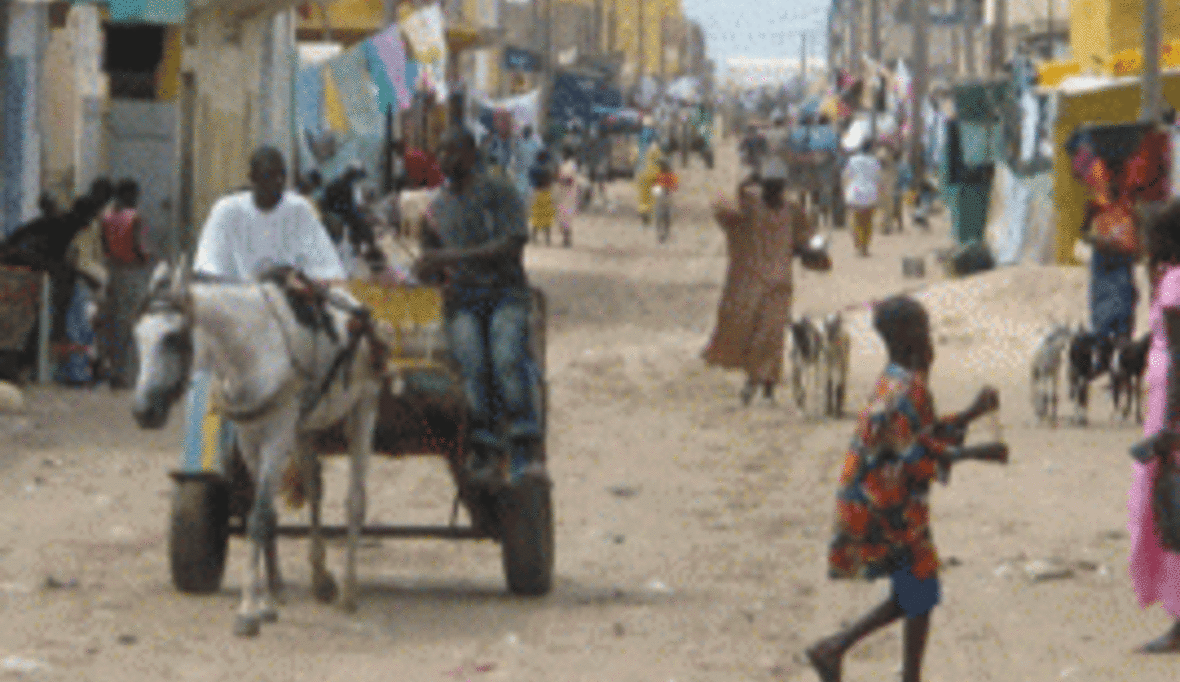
[1130,266,1180,616]
[371,24,411,111]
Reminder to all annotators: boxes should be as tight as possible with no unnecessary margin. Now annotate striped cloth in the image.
[368,24,412,111]
[328,48,382,138]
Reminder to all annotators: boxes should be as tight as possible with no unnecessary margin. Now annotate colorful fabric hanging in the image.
[401,4,447,99]
[322,67,350,134]
[361,40,398,116]
[369,24,412,111]
[328,48,382,138]
[295,65,323,132]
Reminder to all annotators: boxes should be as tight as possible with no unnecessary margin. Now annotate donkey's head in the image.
[132,257,194,429]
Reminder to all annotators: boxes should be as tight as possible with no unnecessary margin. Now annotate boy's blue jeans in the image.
[446,286,542,452]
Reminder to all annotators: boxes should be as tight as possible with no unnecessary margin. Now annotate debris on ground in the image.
[1024,559,1074,582]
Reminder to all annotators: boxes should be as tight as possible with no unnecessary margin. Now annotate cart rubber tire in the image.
[169,479,230,594]
[498,477,555,596]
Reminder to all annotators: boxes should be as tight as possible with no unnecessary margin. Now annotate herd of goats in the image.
[1031,324,1151,427]
[785,310,1151,430]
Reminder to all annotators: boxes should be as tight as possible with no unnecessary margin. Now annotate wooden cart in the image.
[167,281,554,598]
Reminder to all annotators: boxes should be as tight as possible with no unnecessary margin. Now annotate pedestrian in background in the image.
[843,140,884,257]
[529,148,556,245]
[100,179,155,389]
[703,157,831,405]
[555,146,579,248]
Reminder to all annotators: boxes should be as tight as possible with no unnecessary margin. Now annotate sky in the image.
[681,0,830,70]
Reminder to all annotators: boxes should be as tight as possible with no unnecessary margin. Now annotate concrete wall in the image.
[40,19,77,201]
[181,8,296,230]
[7,2,48,228]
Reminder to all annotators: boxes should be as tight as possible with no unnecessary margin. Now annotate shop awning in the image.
[445,24,500,52]
[68,0,188,24]
[70,0,305,24]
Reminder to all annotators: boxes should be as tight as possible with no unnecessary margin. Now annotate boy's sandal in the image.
[805,647,841,682]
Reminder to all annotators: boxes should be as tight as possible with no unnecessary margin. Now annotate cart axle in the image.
[227,523,492,540]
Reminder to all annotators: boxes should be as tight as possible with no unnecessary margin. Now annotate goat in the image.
[789,316,825,415]
[1067,324,1116,426]
[1029,323,1072,426]
[1110,332,1151,424]
[821,312,851,418]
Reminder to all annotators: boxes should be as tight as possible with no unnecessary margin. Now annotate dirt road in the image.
[0,145,1169,681]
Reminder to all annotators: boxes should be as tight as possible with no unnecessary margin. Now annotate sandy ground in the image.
[0,144,1172,682]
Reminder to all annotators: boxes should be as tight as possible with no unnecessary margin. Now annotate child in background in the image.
[653,157,680,194]
[555,147,580,248]
[529,149,556,245]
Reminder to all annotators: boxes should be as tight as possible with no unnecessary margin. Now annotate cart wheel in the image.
[169,479,230,594]
[498,477,554,596]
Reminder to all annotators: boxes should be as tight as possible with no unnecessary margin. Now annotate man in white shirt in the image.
[194,147,347,281]
[181,146,348,479]
[842,140,884,257]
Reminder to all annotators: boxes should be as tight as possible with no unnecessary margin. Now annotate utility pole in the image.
[965,0,977,77]
[911,0,929,191]
[801,33,807,95]
[1143,0,1162,123]
[638,0,645,84]
[540,0,553,134]
[990,0,1007,76]
[607,0,615,56]
[659,14,666,83]
[593,0,603,56]
[848,0,861,80]
[0,0,8,235]
[1046,0,1054,59]
[869,0,879,139]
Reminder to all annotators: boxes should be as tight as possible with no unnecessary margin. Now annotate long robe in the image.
[703,187,812,384]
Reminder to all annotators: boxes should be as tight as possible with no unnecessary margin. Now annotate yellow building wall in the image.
[183,16,274,230]
[608,0,681,83]
[298,0,384,36]
[1069,0,1110,71]
[1070,0,1180,73]
[1052,75,1180,264]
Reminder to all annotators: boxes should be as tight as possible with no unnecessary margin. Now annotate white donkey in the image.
[131,258,383,637]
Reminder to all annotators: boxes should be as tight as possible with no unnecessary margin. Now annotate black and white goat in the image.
[821,313,851,418]
[789,316,825,415]
[1029,323,1071,425]
[1067,324,1116,426]
[1110,333,1151,424]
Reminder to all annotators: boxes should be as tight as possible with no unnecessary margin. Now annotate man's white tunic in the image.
[193,191,347,280]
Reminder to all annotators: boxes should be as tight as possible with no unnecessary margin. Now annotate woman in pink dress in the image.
[1130,200,1180,653]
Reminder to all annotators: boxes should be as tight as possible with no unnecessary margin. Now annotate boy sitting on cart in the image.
[415,127,547,486]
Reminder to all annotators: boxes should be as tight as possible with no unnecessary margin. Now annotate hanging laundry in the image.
[328,48,382,139]
[369,24,412,111]
[295,65,323,133]
[361,40,397,116]
[401,4,447,100]
[406,59,422,94]
[322,67,350,134]
[1121,128,1170,202]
